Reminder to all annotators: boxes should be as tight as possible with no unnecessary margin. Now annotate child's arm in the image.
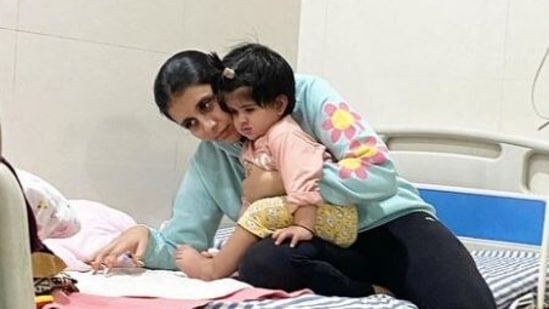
[175,226,258,280]
[269,119,327,212]
[272,204,316,247]
[293,204,317,232]
[266,118,327,246]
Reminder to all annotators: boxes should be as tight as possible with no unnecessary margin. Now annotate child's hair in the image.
[212,43,296,117]
[153,50,221,120]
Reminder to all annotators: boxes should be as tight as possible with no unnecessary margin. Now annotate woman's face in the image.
[167,84,241,143]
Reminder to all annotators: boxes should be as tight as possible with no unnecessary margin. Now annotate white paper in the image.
[67,268,251,300]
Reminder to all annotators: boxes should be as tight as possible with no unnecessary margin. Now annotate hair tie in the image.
[222,67,235,79]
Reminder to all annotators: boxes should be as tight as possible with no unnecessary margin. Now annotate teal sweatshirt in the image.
[144,74,435,270]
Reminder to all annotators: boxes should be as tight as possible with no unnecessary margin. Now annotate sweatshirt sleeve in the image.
[142,142,245,270]
[293,75,398,206]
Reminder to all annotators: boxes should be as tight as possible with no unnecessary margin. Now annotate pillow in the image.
[44,200,137,271]
[16,169,81,240]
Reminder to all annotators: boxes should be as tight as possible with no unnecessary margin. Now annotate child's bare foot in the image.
[174,245,215,280]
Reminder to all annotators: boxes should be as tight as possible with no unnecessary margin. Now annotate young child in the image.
[174,44,358,281]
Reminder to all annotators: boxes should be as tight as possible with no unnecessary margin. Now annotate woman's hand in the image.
[89,224,149,273]
[242,164,285,203]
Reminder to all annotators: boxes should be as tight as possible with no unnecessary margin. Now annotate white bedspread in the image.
[67,268,251,300]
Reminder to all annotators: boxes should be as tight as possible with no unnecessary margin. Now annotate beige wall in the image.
[2,0,549,227]
[0,0,301,226]
[298,0,549,140]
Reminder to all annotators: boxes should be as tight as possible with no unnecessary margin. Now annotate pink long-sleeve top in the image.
[241,116,331,211]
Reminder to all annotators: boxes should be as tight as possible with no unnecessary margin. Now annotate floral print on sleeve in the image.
[339,138,388,179]
[322,102,364,143]
[321,101,389,181]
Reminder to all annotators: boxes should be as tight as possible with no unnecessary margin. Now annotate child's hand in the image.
[272,225,314,248]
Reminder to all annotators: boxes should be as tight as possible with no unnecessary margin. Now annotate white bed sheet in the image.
[67,268,251,300]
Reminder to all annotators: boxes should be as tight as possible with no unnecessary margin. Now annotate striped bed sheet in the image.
[206,294,417,309]
[211,227,546,309]
[473,250,546,308]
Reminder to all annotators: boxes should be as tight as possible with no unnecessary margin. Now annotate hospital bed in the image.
[2,126,549,308]
[206,126,549,308]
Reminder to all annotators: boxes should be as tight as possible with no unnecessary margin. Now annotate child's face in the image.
[223,87,283,141]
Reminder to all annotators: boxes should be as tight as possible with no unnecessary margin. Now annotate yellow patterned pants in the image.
[237,196,358,248]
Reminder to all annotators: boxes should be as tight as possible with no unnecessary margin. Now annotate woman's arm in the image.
[145,142,246,270]
[144,157,224,270]
[92,161,224,272]
[293,75,398,205]
[93,142,243,271]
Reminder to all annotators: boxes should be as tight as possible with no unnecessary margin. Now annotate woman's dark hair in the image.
[215,43,296,117]
[153,50,221,120]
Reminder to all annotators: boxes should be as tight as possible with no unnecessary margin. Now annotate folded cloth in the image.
[34,272,79,296]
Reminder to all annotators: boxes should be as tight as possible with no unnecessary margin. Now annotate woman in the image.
[92,43,496,308]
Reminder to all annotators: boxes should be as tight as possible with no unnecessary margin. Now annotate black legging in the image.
[238,212,496,309]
